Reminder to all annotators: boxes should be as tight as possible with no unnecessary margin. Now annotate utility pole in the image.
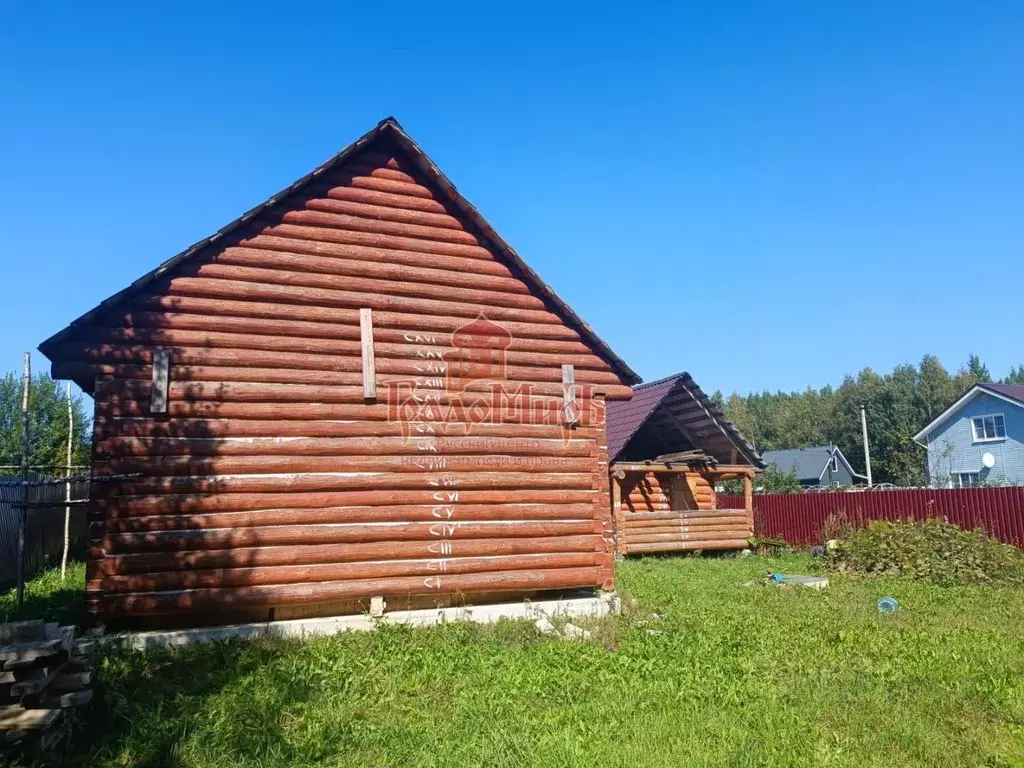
[860,405,873,487]
[16,352,31,606]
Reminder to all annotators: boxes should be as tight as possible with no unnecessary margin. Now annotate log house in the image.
[38,118,640,626]
[606,373,764,555]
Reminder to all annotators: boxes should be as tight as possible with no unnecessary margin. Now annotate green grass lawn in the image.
[6,556,1024,767]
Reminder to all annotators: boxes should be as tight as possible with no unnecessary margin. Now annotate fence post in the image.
[61,382,73,582]
[16,352,31,606]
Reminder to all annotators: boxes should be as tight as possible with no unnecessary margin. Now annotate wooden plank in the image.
[0,640,63,666]
[0,621,45,644]
[150,347,170,414]
[32,689,92,709]
[10,661,66,696]
[359,307,376,401]
[562,364,577,426]
[0,705,60,730]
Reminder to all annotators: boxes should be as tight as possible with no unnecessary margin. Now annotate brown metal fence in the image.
[0,474,89,590]
[718,487,1024,549]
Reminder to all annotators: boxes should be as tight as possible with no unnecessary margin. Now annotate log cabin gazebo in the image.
[606,372,764,555]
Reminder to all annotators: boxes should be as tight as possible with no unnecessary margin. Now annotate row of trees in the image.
[0,372,91,476]
[714,355,1024,487]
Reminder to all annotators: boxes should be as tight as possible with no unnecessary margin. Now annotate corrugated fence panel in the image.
[0,475,90,590]
[718,488,1024,549]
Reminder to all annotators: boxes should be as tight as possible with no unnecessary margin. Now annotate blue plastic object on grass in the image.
[877,596,899,614]
[771,573,784,583]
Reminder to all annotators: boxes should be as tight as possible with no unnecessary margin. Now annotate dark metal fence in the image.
[718,487,1024,548]
[0,473,89,590]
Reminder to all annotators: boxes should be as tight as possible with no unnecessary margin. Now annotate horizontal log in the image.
[239,232,512,277]
[626,540,747,554]
[99,566,604,615]
[189,262,547,312]
[83,329,609,372]
[621,516,750,529]
[96,435,592,458]
[97,454,595,477]
[93,417,598,441]
[100,534,603,574]
[622,524,747,536]
[102,551,602,592]
[311,181,450,215]
[214,246,528,294]
[622,509,749,521]
[626,532,750,545]
[162,276,564,326]
[278,208,480,247]
[103,520,602,553]
[105,503,598,533]
[96,379,602,407]
[99,489,598,517]
[113,310,593,354]
[256,221,493,261]
[96,471,596,497]
[299,195,462,231]
[96,400,597,426]
[316,171,437,202]
[136,295,582,341]
[56,363,631,401]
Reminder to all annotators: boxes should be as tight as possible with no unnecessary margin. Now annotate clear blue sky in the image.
[2,2,1021,396]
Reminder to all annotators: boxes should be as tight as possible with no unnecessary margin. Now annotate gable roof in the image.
[760,445,864,482]
[913,382,1024,444]
[38,117,639,386]
[606,372,764,467]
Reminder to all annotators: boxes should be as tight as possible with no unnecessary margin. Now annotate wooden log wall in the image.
[614,471,751,555]
[54,142,632,621]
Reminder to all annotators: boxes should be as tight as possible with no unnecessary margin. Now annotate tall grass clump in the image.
[828,518,1024,586]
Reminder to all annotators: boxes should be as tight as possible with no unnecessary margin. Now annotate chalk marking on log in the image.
[427,559,448,572]
[429,523,458,537]
[414,348,445,360]
[429,541,454,556]
[404,332,439,344]
[423,576,442,590]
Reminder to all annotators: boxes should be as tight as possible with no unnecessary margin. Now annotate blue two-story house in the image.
[913,383,1024,487]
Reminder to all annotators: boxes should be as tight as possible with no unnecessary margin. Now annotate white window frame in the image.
[954,472,981,489]
[971,413,1006,443]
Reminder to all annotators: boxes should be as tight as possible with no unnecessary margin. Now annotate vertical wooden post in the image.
[360,308,376,401]
[61,382,73,582]
[611,470,625,555]
[16,352,31,606]
[743,472,754,536]
[561,364,577,426]
[150,348,170,414]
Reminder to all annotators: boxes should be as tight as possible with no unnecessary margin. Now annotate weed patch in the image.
[828,519,1024,586]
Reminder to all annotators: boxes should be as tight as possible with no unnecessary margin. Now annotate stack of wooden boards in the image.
[0,620,94,755]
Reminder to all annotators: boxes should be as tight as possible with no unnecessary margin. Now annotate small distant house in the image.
[760,445,865,488]
[605,372,764,555]
[913,383,1024,488]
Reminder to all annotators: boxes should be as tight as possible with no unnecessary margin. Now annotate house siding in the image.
[819,459,854,487]
[926,393,1024,486]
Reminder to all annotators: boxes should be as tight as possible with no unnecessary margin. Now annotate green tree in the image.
[0,372,91,476]
[966,354,991,383]
[1003,365,1024,385]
